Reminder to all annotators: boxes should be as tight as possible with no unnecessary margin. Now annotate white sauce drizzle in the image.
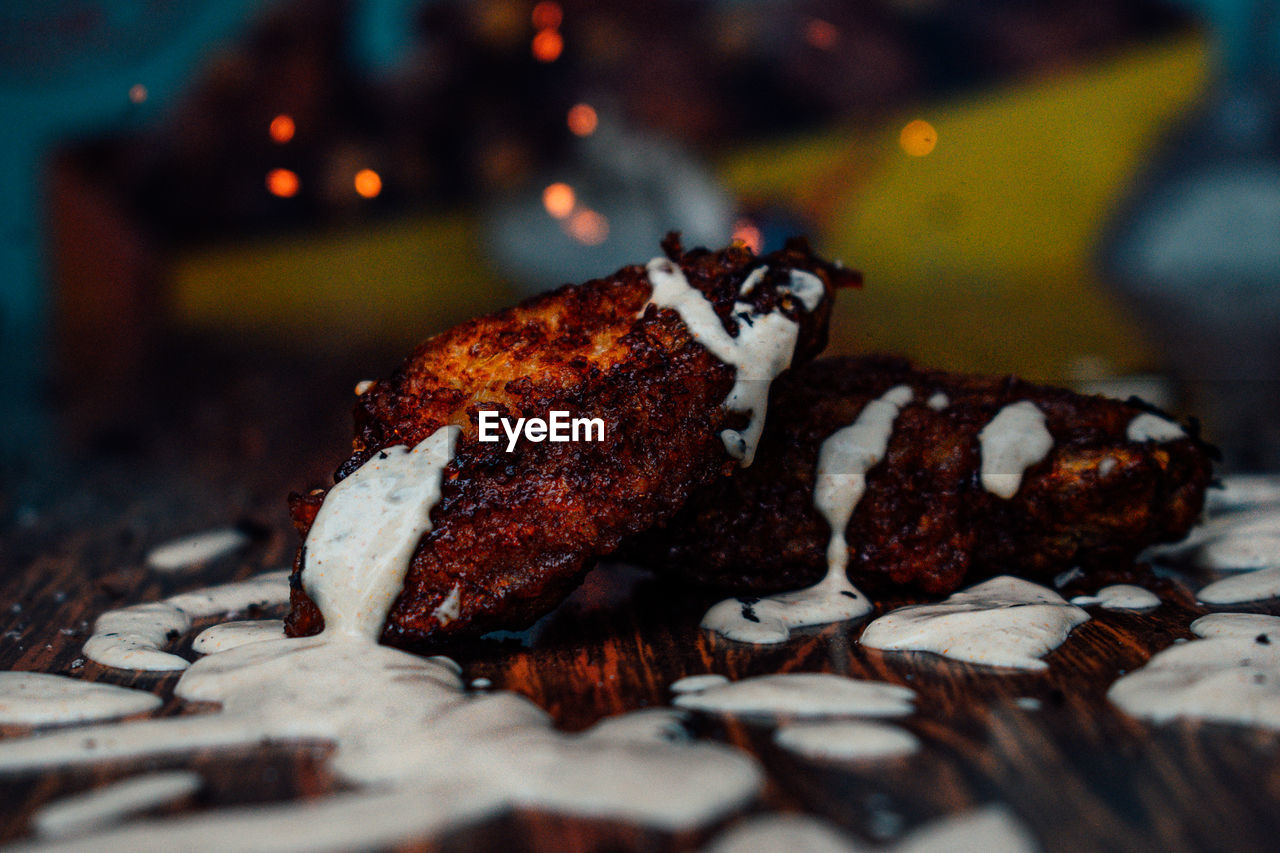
[191,620,285,655]
[703,806,1040,853]
[302,427,458,638]
[82,571,291,671]
[33,772,201,839]
[773,720,919,762]
[700,386,912,644]
[978,402,1054,499]
[1069,585,1161,610]
[645,257,820,467]
[1,426,763,848]
[783,270,825,311]
[145,529,248,573]
[1126,412,1186,443]
[926,391,949,411]
[672,673,915,721]
[1108,631,1280,729]
[670,674,730,694]
[1191,612,1280,639]
[859,576,1090,671]
[0,673,160,726]
[1198,567,1280,604]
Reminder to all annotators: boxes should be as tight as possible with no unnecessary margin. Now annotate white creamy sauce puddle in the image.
[1191,612,1280,639]
[859,577,1089,671]
[83,571,292,671]
[672,673,915,721]
[645,258,821,467]
[670,674,730,694]
[1108,629,1280,729]
[0,674,161,726]
[926,391,949,411]
[145,529,249,573]
[32,771,201,840]
[978,401,1054,499]
[701,387,912,643]
[0,426,764,850]
[773,719,919,763]
[703,806,1040,853]
[1070,585,1161,610]
[191,620,286,655]
[1198,567,1280,605]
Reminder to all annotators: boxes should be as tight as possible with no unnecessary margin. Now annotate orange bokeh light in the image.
[266,168,300,198]
[354,168,383,198]
[542,182,575,219]
[531,1,562,31]
[567,103,598,137]
[804,18,839,51]
[566,208,608,245]
[731,219,763,254]
[532,28,563,62]
[899,119,938,157]
[270,114,296,144]
[128,84,148,104]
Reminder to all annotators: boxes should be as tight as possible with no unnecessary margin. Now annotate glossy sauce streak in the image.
[672,673,915,721]
[700,386,912,643]
[1070,585,1160,610]
[82,571,291,671]
[33,772,201,839]
[0,673,161,726]
[645,258,821,467]
[145,529,248,573]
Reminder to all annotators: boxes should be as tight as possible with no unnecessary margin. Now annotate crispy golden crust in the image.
[628,354,1214,596]
[285,237,851,647]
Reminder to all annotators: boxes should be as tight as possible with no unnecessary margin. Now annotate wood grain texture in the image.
[1,337,1277,851]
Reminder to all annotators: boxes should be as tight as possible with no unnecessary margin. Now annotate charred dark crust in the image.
[285,237,850,648]
[627,354,1215,597]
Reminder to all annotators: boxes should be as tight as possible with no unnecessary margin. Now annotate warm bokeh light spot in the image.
[354,168,382,198]
[531,1,562,31]
[566,208,608,245]
[269,114,296,144]
[542,182,575,219]
[804,19,839,51]
[567,103,598,136]
[266,168,300,198]
[532,28,563,62]
[128,84,148,104]
[731,219,763,253]
[899,119,938,157]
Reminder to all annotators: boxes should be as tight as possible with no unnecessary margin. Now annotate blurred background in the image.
[2,0,1280,510]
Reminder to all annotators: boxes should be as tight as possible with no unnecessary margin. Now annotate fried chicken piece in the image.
[629,354,1214,596]
[285,236,853,648]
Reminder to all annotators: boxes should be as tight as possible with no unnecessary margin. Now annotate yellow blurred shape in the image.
[721,36,1210,381]
[173,214,512,349]
[899,119,937,157]
[266,168,299,198]
[354,168,382,198]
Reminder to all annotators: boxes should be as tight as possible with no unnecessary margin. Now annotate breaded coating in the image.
[285,236,852,648]
[630,355,1214,596]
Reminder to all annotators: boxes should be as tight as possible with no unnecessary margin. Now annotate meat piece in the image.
[285,236,852,648]
[629,354,1214,596]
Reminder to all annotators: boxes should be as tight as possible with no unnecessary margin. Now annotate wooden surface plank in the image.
[1,336,1277,851]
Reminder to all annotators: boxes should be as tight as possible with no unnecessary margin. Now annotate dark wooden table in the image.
[2,334,1278,852]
